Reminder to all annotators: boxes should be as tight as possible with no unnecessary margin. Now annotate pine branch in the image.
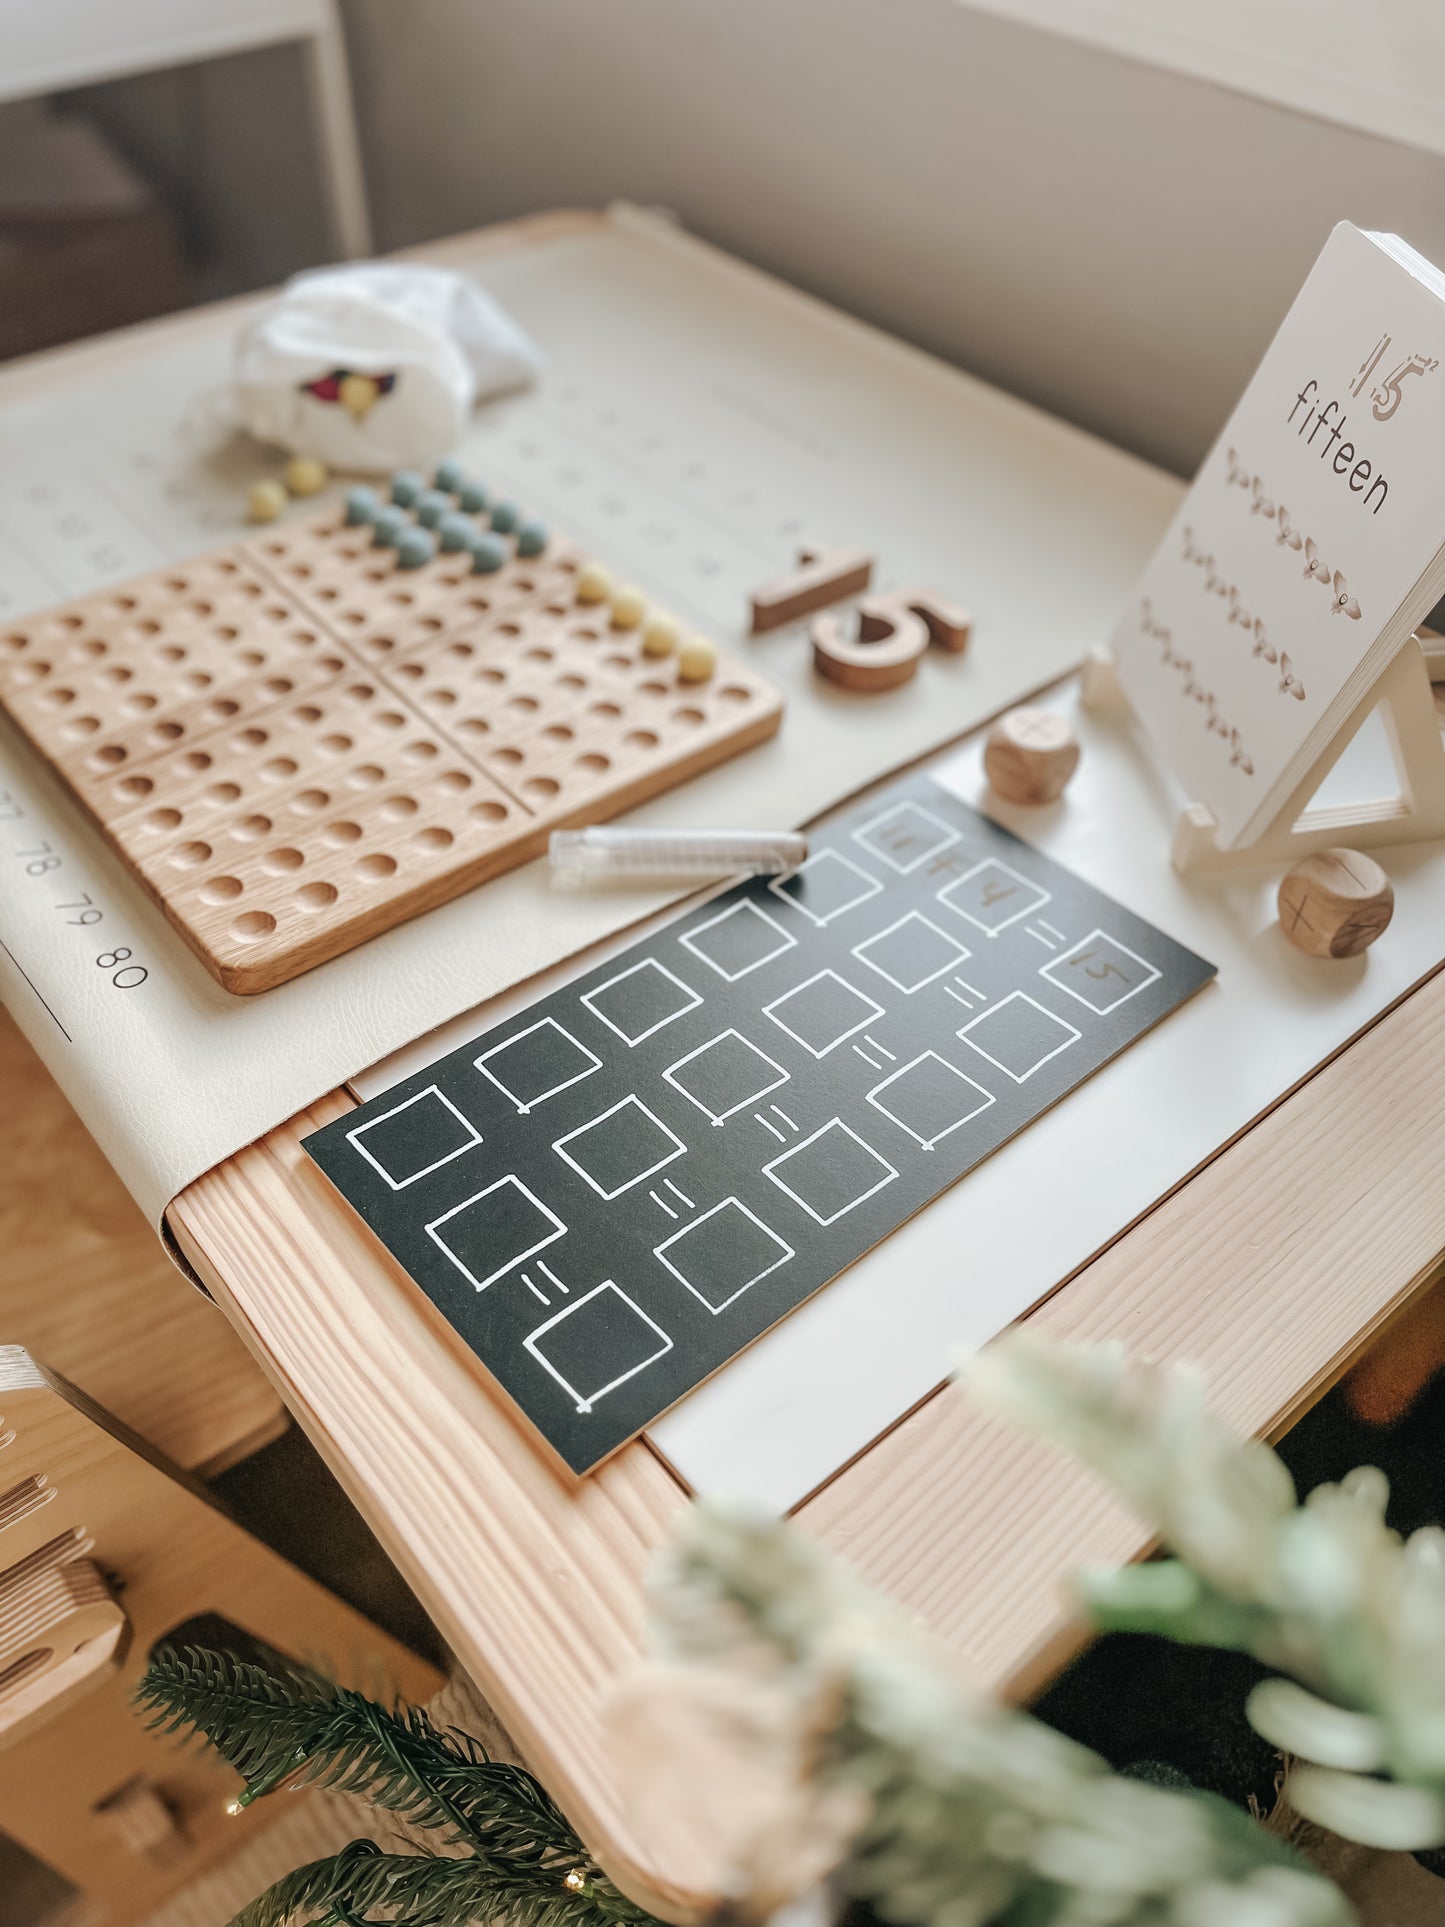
[138,1650,659,1927]
[229,1839,621,1927]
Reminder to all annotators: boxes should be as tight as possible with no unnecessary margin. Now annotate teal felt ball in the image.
[458,480,489,513]
[438,511,474,552]
[396,526,437,569]
[515,519,548,557]
[415,489,451,529]
[390,469,424,507]
[344,485,379,526]
[488,499,520,534]
[371,505,409,547]
[468,532,509,574]
[434,458,466,494]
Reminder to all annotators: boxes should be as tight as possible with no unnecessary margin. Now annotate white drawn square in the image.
[552,1094,687,1199]
[475,1017,601,1114]
[654,1197,795,1313]
[348,1084,481,1190]
[852,910,971,995]
[763,1118,898,1226]
[582,957,702,1046]
[663,1029,789,1126]
[853,799,962,874]
[426,1174,565,1291]
[525,1281,672,1413]
[763,969,885,1059]
[956,991,1081,1084]
[768,848,883,927]
[866,1050,995,1150]
[938,858,1050,936]
[1041,928,1163,1015]
[680,898,797,981]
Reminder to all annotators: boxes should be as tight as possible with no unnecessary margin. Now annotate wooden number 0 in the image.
[810,588,973,692]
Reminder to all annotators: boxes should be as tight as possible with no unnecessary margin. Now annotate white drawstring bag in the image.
[234,261,544,473]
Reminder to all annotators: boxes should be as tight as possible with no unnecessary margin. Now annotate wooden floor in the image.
[1,1006,284,1474]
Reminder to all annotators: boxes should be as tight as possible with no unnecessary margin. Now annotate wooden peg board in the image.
[0,509,783,992]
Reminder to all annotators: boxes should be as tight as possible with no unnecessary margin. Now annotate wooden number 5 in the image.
[810,587,972,693]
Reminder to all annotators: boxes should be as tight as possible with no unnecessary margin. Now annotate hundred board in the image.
[306,772,1216,1475]
[0,502,781,994]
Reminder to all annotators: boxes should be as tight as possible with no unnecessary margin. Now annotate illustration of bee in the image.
[1251,618,1277,663]
[1278,654,1307,701]
[1274,507,1303,551]
[1302,538,1331,586]
[1250,477,1275,517]
[1224,447,1250,489]
[1330,571,1362,619]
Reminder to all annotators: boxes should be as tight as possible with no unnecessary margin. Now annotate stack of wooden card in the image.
[1112,222,1445,850]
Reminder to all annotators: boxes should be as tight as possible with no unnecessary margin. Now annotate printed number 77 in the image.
[1069,948,1126,983]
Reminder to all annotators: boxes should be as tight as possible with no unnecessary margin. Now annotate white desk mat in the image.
[0,204,1176,1230]
[359,677,1445,1510]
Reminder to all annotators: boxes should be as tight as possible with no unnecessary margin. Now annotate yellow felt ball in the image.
[284,455,329,496]
[677,634,717,682]
[609,585,647,630]
[338,372,381,419]
[642,613,680,658]
[575,562,613,604]
[247,478,288,524]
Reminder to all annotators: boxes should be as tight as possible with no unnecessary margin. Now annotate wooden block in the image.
[0,510,784,994]
[1277,848,1395,959]
[748,543,873,633]
[983,708,1081,806]
[95,1779,188,1868]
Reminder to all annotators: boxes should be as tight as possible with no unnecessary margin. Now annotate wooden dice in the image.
[983,708,1080,805]
[1277,848,1394,959]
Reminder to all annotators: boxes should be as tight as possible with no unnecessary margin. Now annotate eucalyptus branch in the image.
[625,1500,1351,1927]
[964,1332,1445,1849]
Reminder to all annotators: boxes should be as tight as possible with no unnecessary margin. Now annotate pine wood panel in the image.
[798,964,1445,1700]
[0,1006,284,1474]
[167,1096,699,1922]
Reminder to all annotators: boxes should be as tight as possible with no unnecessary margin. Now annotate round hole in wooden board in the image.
[231,910,277,942]
[201,875,243,903]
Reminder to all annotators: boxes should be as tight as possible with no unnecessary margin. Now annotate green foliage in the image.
[136,1646,659,1927]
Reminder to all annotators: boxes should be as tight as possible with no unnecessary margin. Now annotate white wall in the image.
[341,0,1445,476]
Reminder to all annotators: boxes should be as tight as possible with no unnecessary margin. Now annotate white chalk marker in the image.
[549,827,807,880]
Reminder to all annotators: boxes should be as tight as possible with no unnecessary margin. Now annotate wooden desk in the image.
[7,212,1445,1918]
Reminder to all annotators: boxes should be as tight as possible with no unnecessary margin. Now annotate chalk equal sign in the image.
[942,976,986,1011]
[519,1258,571,1306]
[649,1177,696,1220]
[755,1101,800,1142]
[1024,918,1066,950]
[852,1033,896,1071]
